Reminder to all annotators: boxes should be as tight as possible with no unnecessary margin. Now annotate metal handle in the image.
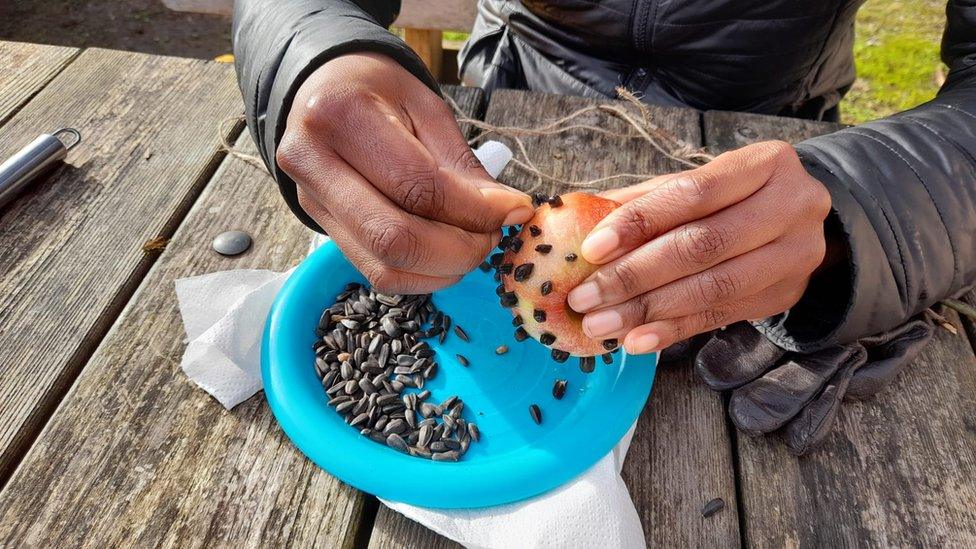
[0,128,81,210]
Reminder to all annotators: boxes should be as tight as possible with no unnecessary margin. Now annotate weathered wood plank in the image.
[370,90,741,547]
[0,48,242,485]
[0,41,78,125]
[702,110,845,153]
[704,112,976,547]
[0,85,483,546]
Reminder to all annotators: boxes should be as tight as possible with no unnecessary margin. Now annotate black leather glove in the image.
[693,317,934,455]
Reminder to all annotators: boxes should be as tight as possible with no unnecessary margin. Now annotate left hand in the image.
[566,140,833,355]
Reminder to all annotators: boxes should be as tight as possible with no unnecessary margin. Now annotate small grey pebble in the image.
[212,230,252,256]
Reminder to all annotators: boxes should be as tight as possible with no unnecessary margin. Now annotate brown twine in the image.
[218,115,267,171]
[447,86,714,191]
[218,87,715,191]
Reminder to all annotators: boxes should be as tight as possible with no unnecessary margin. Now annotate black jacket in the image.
[233,0,976,352]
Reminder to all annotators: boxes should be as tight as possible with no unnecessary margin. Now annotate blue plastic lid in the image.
[262,240,657,508]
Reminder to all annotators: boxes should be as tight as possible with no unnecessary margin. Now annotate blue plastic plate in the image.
[262,240,657,509]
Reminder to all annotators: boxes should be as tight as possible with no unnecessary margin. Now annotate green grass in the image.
[842,0,945,123]
[433,1,946,124]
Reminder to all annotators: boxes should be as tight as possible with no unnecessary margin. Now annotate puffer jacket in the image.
[232,0,976,352]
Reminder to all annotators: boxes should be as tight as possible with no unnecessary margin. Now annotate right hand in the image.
[277,53,533,293]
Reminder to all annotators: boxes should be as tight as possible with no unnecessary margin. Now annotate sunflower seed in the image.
[336,400,356,413]
[553,379,568,399]
[602,353,613,364]
[343,380,359,395]
[328,395,352,406]
[455,354,470,367]
[409,446,433,459]
[602,338,618,350]
[529,404,542,424]
[350,413,369,427]
[500,292,518,307]
[548,195,563,207]
[580,356,595,373]
[529,225,542,237]
[512,315,524,327]
[513,263,535,282]
[478,261,492,272]
[540,332,556,345]
[383,418,407,435]
[565,253,577,262]
[514,327,528,341]
[432,451,460,462]
[386,433,408,452]
[467,422,480,442]
[533,309,547,323]
[541,281,553,295]
[431,440,460,452]
[498,263,513,275]
[702,498,725,518]
[358,378,377,394]
[509,237,523,253]
[454,325,470,342]
[420,403,438,418]
[418,424,434,447]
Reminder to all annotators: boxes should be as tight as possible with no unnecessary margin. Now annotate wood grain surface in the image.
[705,111,976,547]
[370,90,742,548]
[0,41,78,125]
[0,48,241,486]
[0,85,484,546]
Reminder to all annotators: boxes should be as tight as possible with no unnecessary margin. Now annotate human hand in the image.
[695,318,934,454]
[277,53,533,294]
[566,141,832,354]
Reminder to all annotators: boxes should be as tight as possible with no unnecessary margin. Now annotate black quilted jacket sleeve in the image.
[768,1,976,351]
[232,0,437,232]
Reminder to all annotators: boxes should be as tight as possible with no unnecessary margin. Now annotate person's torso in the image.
[460,0,866,119]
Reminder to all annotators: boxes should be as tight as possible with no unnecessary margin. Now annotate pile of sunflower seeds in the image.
[314,283,479,461]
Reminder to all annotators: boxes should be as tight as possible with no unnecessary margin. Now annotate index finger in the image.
[581,141,791,264]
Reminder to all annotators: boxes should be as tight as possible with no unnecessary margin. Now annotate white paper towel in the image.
[176,141,645,547]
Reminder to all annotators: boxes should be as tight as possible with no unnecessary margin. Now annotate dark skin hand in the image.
[568,141,833,355]
[277,53,533,294]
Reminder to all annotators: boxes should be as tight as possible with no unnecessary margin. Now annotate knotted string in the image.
[447,86,714,191]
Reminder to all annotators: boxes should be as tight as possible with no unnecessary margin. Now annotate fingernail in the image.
[503,206,533,226]
[568,282,602,312]
[627,331,661,355]
[583,309,624,338]
[581,227,619,262]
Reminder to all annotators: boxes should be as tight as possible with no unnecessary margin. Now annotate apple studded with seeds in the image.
[493,192,622,366]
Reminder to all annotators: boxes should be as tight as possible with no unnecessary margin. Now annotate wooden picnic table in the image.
[0,40,973,547]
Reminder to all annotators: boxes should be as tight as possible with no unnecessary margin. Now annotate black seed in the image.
[532,193,549,207]
[493,271,501,282]
[534,244,552,254]
[509,237,523,253]
[533,309,546,323]
[565,253,578,262]
[495,284,506,295]
[579,356,595,373]
[529,225,541,237]
[500,292,518,307]
[548,195,563,207]
[541,281,553,295]
[602,353,613,364]
[551,349,569,363]
[478,261,491,272]
[702,498,726,518]
[490,252,504,267]
[512,315,524,327]
[602,338,618,350]
[529,404,542,424]
[539,332,556,345]
[498,263,513,275]
[454,325,470,342]
[514,327,528,341]
[552,379,567,399]
[513,263,535,282]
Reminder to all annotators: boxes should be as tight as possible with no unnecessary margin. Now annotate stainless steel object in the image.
[0,128,81,209]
